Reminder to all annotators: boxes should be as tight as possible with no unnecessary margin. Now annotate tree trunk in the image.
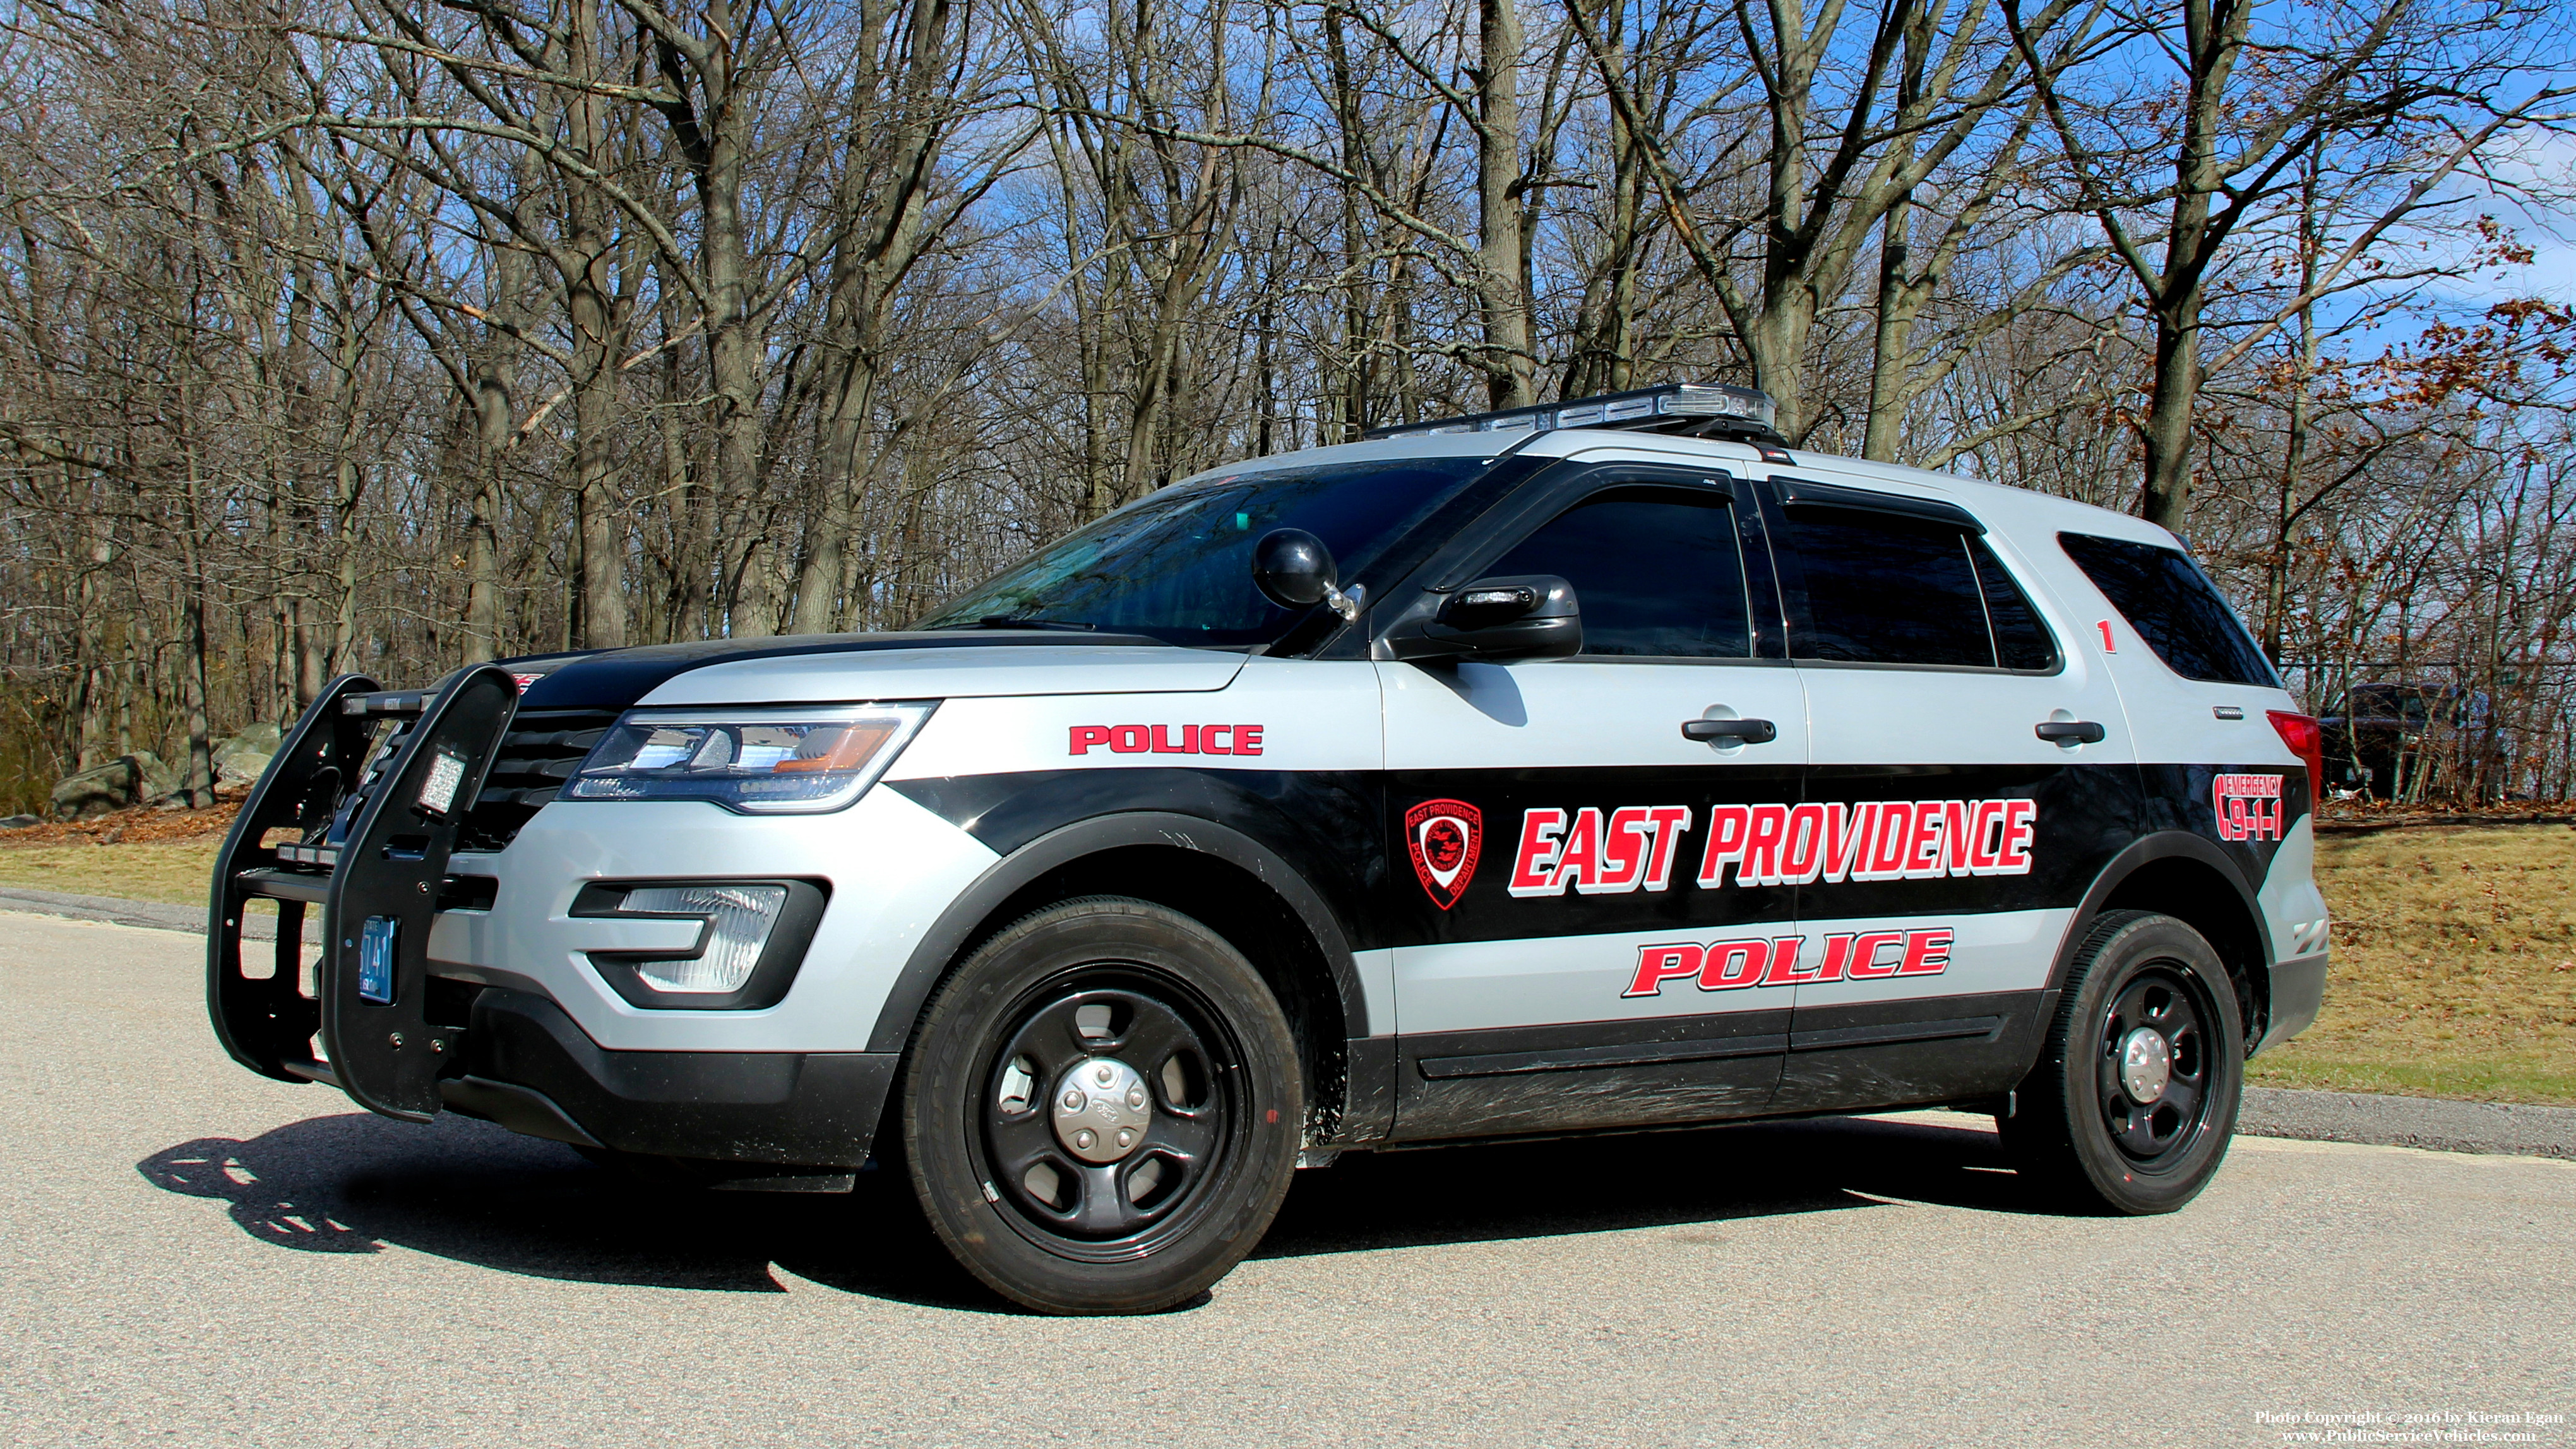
[75,526,113,769]
[1476,0,1532,408]
[1864,3,1938,461]
[693,17,775,638]
[2135,0,2250,529]
[1864,190,1916,462]
[1566,6,1642,400]
[462,246,524,662]
[177,446,216,809]
[2139,290,2206,530]
[2262,166,2322,660]
[1325,6,1377,437]
[790,0,958,634]
[566,0,629,648]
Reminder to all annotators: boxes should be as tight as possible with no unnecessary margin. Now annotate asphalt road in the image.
[5,913,2572,1449]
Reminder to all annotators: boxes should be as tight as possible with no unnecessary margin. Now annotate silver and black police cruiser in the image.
[210,383,2331,1314]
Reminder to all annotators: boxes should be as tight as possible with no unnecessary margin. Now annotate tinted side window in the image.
[1780,507,1993,667]
[2058,532,2280,687]
[1972,542,2058,671]
[1488,487,1750,657]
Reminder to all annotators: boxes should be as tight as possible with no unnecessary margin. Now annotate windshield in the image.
[915,457,1495,647]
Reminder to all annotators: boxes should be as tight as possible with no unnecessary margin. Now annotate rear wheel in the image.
[2003,910,2244,1214]
[899,897,1302,1314]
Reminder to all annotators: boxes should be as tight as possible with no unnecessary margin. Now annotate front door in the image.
[1377,470,1812,1142]
[1750,474,2139,1112]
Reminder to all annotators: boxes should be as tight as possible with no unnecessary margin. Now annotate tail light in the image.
[2267,711,2323,798]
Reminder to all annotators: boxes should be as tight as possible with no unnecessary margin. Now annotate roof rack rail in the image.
[1361,382,1784,444]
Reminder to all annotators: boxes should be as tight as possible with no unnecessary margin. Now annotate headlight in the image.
[563,702,933,814]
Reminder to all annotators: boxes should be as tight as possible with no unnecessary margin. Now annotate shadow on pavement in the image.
[137,1112,985,1306]
[138,1107,2038,1311]
[1256,1111,2041,1258]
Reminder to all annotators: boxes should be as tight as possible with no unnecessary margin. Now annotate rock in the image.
[213,725,282,789]
[215,751,276,788]
[215,722,282,763]
[0,814,39,830]
[49,751,170,820]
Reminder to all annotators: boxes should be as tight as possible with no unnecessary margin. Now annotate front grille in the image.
[457,707,620,852]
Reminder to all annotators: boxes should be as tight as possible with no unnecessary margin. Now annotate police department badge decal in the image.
[1405,799,1483,910]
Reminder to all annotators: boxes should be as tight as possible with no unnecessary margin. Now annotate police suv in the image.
[210,383,2330,1314]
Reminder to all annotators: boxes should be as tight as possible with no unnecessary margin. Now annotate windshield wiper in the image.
[952,615,1099,632]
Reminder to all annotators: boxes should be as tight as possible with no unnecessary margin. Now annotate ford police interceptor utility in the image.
[208,383,2330,1315]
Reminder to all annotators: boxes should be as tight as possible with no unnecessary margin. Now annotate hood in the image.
[516,631,1248,714]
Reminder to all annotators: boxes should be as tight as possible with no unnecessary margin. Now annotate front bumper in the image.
[210,672,975,1169]
[431,790,998,1053]
[438,986,895,1171]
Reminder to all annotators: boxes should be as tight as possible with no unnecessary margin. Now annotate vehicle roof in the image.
[1178,427,2179,551]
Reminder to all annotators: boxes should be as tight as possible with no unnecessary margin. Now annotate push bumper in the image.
[437,986,895,1172]
[2257,950,2328,1053]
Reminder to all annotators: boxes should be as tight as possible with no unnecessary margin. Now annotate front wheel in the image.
[2003,910,2245,1214]
[899,897,1303,1314]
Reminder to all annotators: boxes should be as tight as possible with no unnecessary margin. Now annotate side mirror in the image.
[1253,528,1362,620]
[1384,575,1582,662]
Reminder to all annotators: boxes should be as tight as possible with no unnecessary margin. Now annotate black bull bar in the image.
[206,665,521,1121]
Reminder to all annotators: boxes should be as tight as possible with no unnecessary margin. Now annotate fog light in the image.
[575,878,826,1010]
[619,884,787,994]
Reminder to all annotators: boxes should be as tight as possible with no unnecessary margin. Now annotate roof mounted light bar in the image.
[1361,382,1782,444]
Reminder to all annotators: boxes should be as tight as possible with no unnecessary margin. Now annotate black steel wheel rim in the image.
[970,963,1244,1263]
[2094,962,2215,1168]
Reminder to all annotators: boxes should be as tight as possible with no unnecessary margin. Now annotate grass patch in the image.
[2251,823,2576,1106]
[0,837,224,906]
[2246,1056,2576,1103]
[0,801,234,906]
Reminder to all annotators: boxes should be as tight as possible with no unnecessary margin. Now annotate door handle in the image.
[1683,717,1777,744]
[2035,720,2106,744]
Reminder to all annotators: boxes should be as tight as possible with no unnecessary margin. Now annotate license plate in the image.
[357,915,398,1004]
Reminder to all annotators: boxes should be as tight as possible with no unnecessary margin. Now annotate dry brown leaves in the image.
[0,800,243,850]
[2315,799,2576,834]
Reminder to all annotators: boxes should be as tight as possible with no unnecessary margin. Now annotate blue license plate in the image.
[357,915,398,1004]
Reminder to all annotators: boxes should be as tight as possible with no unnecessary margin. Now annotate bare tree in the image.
[2008,0,2574,527]
[3,0,2573,812]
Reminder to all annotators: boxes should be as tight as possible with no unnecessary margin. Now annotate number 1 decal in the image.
[2096,620,2117,652]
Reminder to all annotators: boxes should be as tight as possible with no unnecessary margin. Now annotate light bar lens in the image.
[1364,382,1777,440]
[617,884,787,994]
[565,703,933,813]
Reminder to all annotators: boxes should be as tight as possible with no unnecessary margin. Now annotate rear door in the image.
[1753,475,2140,1112]
[1376,464,1811,1141]
[2055,530,2325,1002]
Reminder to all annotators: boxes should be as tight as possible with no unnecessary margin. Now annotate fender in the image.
[864,808,1373,1055]
[2016,830,2271,1080]
[2046,830,2270,989]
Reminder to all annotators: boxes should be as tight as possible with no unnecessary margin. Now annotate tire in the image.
[898,896,1303,1314]
[2002,909,2245,1215]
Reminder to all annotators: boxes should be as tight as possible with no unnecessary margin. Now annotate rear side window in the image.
[2058,532,2279,687]
[1488,487,1750,657]
[1777,506,2056,670]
